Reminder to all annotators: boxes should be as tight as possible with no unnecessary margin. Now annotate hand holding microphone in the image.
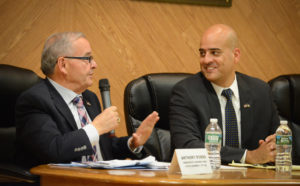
[91,79,119,136]
[92,106,119,136]
[95,79,159,147]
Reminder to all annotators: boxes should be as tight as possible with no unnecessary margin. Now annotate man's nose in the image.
[91,59,97,68]
[201,54,212,64]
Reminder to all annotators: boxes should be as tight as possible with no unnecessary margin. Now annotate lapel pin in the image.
[86,101,91,106]
[243,104,250,108]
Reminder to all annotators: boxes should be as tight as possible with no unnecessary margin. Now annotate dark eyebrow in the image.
[208,48,221,51]
[199,48,221,51]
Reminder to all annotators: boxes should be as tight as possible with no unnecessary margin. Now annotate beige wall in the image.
[0,0,299,136]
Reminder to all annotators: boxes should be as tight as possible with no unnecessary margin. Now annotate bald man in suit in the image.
[169,24,280,164]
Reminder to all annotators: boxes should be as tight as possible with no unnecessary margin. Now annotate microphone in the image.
[99,78,115,137]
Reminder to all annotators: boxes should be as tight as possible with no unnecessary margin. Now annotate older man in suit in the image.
[169,24,280,164]
[15,32,159,168]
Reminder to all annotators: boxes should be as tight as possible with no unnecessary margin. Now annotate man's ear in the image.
[56,57,67,75]
[233,48,241,64]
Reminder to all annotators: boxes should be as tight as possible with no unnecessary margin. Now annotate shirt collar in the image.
[47,78,81,104]
[211,75,239,100]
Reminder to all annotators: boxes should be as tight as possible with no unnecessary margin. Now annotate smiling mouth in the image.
[205,65,217,73]
[207,66,216,70]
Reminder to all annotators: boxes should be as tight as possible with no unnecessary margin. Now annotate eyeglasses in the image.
[64,56,94,64]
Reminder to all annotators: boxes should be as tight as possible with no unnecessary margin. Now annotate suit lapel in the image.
[200,73,223,128]
[45,79,78,130]
[82,93,98,121]
[207,86,223,128]
[236,73,253,147]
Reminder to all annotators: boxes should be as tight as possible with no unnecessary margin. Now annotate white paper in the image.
[50,155,170,170]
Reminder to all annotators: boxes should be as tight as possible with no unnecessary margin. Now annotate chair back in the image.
[0,64,41,184]
[124,73,192,162]
[269,74,300,165]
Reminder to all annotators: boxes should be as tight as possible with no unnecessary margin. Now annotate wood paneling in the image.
[0,0,299,136]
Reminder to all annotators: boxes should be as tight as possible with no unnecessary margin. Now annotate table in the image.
[31,165,300,186]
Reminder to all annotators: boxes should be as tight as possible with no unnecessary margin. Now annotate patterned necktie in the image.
[222,89,239,148]
[73,96,98,161]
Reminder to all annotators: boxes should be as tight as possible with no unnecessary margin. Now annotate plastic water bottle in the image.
[275,120,292,175]
[205,118,222,170]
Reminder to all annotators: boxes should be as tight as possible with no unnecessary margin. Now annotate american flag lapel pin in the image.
[243,104,250,108]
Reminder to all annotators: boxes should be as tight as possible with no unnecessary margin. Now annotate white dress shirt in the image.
[211,76,247,163]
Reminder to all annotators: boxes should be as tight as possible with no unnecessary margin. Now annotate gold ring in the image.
[117,117,120,123]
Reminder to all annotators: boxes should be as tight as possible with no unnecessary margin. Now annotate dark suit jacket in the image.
[15,79,138,168]
[169,72,280,164]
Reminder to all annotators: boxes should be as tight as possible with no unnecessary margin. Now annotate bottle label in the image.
[205,133,222,144]
[276,135,292,145]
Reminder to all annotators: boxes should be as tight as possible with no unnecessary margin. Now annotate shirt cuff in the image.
[240,149,247,163]
[83,123,99,146]
[127,137,143,153]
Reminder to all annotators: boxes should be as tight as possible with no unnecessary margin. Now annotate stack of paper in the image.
[52,156,170,170]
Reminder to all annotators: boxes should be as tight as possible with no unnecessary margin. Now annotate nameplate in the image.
[168,148,212,175]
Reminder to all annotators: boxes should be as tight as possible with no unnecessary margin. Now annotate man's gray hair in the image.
[41,32,86,76]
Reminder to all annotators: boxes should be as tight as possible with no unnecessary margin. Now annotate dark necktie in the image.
[73,96,98,161]
[222,89,239,148]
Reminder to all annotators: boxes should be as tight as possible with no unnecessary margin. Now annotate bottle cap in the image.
[210,118,218,123]
[280,120,288,125]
